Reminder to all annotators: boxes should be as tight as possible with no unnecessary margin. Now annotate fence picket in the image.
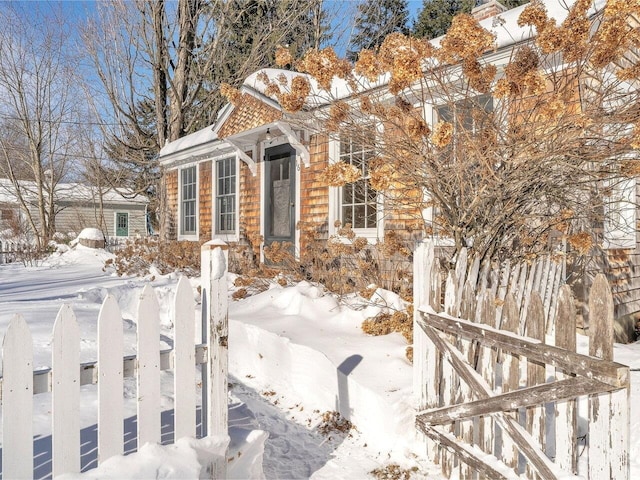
[52,305,81,476]
[174,276,196,440]
[442,271,459,477]
[137,284,161,446]
[554,285,577,474]
[524,292,545,480]
[98,295,124,462]
[454,247,468,314]
[542,262,558,324]
[2,315,33,480]
[500,294,520,472]
[495,262,510,324]
[515,263,529,324]
[476,292,497,458]
[458,280,476,480]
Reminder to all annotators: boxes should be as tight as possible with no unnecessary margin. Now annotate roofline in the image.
[159,137,230,166]
[211,84,283,137]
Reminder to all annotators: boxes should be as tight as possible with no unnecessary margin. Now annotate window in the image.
[339,129,378,230]
[180,166,197,236]
[435,95,493,133]
[115,213,129,237]
[429,95,494,242]
[216,157,236,234]
[604,177,636,249]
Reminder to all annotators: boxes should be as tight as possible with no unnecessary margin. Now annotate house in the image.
[0,179,149,241]
[159,0,640,326]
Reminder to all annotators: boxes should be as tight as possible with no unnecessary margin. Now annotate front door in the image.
[264,144,296,249]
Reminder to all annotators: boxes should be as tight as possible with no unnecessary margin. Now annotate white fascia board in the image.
[241,84,283,111]
[159,139,231,167]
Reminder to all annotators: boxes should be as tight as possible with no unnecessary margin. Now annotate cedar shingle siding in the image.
[299,134,330,250]
[164,169,178,241]
[218,94,282,139]
[239,151,261,255]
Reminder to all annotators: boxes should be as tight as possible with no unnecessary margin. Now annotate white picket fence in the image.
[0,240,26,264]
[0,240,230,479]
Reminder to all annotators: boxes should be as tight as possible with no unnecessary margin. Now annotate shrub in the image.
[316,411,353,436]
[106,237,202,277]
[370,464,419,480]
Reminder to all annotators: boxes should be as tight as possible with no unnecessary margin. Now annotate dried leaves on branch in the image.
[237,0,640,264]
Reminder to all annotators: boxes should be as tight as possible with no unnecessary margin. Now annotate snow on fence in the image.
[0,240,230,479]
[413,240,630,480]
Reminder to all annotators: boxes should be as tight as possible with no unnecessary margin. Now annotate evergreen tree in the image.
[413,0,528,40]
[413,0,474,40]
[200,0,329,123]
[347,0,409,61]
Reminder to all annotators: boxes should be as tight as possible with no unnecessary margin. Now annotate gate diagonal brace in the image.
[416,318,564,480]
[417,376,610,425]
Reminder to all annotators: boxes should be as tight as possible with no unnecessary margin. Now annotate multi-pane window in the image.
[216,157,236,234]
[180,166,197,235]
[340,130,377,229]
[435,95,493,133]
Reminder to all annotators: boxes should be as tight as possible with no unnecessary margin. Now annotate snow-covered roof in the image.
[242,68,390,108]
[158,124,219,158]
[474,0,607,50]
[0,178,147,205]
[159,0,609,159]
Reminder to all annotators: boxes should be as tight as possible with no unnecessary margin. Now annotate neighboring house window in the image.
[216,157,236,234]
[339,128,378,230]
[181,165,197,236]
[604,177,636,249]
[115,212,129,237]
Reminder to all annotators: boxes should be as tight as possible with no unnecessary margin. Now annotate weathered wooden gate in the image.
[413,240,630,479]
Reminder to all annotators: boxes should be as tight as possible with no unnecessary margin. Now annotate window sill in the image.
[213,233,239,243]
[178,234,199,242]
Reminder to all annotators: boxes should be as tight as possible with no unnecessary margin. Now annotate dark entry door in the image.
[264,144,296,248]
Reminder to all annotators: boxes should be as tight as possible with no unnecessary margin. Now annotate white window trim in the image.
[604,176,637,249]
[178,163,199,241]
[114,212,129,237]
[328,133,384,244]
[212,154,240,243]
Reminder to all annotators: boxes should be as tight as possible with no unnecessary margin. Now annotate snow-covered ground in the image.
[0,245,438,479]
[1,244,639,479]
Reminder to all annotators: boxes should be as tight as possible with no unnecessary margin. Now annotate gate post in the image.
[201,239,229,478]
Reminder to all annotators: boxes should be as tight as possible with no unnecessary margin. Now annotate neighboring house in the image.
[0,179,149,240]
[159,0,640,322]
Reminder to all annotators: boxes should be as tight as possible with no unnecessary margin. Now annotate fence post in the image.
[588,274,629,480]
[201,239,229,477]
[52,304,81,476]
[412,240,443,464]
